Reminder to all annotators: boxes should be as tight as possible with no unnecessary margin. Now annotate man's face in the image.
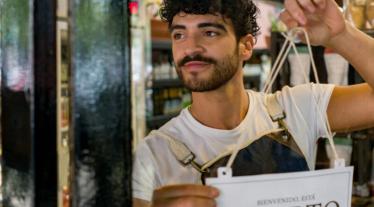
[170,13,242,92]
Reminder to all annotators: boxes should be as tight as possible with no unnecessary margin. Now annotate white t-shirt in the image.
[133,83,335,201]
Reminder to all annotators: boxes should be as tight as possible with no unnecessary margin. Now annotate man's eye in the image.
[205,31,219,37]
[173,33,184,40]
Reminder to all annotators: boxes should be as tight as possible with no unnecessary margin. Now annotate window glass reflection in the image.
[0,0,33,206]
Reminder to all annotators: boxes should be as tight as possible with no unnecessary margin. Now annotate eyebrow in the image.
[170,22,228,33]
[198,23,227,32]
[169,25,186,33]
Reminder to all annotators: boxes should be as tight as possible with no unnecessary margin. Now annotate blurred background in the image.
[0,0,373,206]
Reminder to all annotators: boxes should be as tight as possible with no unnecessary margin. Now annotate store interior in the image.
[1,0,374,206]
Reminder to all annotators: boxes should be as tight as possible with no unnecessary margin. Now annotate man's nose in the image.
[183,36,204,57]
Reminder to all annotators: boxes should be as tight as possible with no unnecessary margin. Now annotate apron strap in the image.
[264,94,305,157]
[150,130,205,173]
[265,94,290,140]
[265,94,285,122]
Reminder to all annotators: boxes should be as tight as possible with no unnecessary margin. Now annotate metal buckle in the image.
[179,152,206,173]
[270,111,286,122]
[181,153,195,166]
[278,119,289,141]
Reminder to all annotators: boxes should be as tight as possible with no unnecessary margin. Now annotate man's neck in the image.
[189,78,249,130]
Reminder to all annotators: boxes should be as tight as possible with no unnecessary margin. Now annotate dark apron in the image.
[201,130,310,184]
[160,94,310,184]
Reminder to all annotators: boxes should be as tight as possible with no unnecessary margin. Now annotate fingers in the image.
[283,0,327,25]
[152,185,219,207]
[313,0,327,9]
[154,196,217,207]
[279,10,299,29]
[284,0,307,25]
[153,184,219,200]
[298,0,317,13]
[281,0,345,45]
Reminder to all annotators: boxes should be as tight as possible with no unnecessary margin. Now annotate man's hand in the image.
[279,1,374,133]
[152,184,219,207]
[279,0,346,46]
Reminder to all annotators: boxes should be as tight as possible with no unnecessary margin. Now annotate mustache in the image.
[177,55,216,68]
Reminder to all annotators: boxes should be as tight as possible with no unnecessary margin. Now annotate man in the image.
[133,0,374,206]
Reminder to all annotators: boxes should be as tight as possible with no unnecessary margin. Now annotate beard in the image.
[175,48,240,92]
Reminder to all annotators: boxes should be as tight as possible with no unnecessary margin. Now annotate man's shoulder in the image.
[142,109,189,146]
[277,83,334,95]
[273,83,335,104]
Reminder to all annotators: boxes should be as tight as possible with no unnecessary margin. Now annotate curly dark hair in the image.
[159,0,260,41]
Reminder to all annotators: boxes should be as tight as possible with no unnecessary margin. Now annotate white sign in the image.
[206,167,353,207]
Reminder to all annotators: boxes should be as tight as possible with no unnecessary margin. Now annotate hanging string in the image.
[226,27,340,170]
[284,28,339,161]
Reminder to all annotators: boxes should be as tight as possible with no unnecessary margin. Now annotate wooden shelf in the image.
[253,48,270,55]
[243,75,261,83]
[147,112,180,129]
[152,39,172,50]
[151,19,170,41]
[352,196,374,207]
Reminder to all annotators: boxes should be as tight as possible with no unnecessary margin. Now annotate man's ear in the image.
[239,34,254,61]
